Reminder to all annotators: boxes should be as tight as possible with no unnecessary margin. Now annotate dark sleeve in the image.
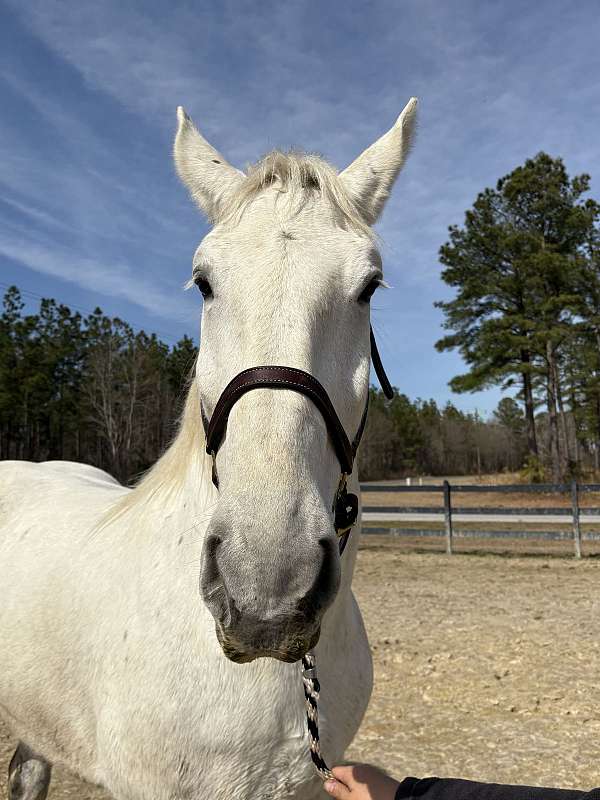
[395,776,600,800]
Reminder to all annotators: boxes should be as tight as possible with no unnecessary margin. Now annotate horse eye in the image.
[194,276,213,300]
[358,278,381,304]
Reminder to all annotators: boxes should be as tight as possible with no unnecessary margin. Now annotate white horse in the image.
[0,97,417,800]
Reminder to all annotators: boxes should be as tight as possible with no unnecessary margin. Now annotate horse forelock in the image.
[220,150,374,238]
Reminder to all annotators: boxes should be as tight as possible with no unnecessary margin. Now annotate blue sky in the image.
[1,0,599,414]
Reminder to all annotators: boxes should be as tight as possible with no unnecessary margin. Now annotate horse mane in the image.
[100,380,214,527]
[221,150,374,238]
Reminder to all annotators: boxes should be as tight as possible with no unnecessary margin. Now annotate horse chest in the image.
[99,692,323,800]
[95,630,363,800]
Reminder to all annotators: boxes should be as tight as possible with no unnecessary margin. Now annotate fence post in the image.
[572,479,582,559]
[443,480,453,555]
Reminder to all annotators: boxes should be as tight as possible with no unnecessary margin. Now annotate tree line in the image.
[1,285,527,484]
[436,152,600,482]
[358,391,526,481]
[0,286,197,484]
[4,151,598,484]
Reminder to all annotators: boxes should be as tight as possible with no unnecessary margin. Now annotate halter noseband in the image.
[201,325,393,553]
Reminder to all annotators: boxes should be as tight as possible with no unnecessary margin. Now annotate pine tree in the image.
[436,153,596,480]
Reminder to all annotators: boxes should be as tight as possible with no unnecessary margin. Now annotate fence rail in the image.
[363,506,600,515]
[362,527,600,542]
[359,480,598,557]
[361,482,600,493]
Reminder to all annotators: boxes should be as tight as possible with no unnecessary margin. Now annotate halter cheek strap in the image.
[200,325,393,552]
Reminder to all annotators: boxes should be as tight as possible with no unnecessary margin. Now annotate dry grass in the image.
[363,472,600,510]
[364,489,600,509]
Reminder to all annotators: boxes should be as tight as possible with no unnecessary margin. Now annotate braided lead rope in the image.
[301,652,334,782]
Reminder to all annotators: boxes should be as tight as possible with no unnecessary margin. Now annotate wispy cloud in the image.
[0,234,197,322]
[0,63,199,329]
[2,0,600,411]
[0,194,72,234]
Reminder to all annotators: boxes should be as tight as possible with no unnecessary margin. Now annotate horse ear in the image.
[339,97,418,226]
[174,107,245,222]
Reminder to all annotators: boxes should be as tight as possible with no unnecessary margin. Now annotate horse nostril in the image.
[201,533,222,587]
[319,534,340,571]
[204,533,222,561]
[296,537,340,618]
[200,533,233,627]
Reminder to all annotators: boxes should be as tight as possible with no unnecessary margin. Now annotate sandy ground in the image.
[2,536,600,797]
[346,537,600,792]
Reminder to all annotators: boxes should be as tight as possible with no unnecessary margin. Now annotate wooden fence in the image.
[360,481,600,558]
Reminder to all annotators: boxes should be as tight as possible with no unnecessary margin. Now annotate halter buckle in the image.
[333,473,359,547]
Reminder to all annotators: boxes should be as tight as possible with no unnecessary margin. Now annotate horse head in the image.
[173,99,417,663]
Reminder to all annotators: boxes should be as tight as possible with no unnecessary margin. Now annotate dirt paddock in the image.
[2,535,600,797]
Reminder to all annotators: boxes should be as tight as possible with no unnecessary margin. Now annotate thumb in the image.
[324,778,351,799]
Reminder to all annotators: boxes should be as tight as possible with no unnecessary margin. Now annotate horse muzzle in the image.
[214,619,321,663]
[200,525,339,662]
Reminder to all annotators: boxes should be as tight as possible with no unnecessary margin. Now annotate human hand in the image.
[323,764,400,800]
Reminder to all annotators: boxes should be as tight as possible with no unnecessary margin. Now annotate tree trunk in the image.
[546,341,562,483]
[595,390,600,474]
[554,360,571,467]
[520,350,538,456]
[569,387,581,467]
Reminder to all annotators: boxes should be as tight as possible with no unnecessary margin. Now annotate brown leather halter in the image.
[201,325,393,554]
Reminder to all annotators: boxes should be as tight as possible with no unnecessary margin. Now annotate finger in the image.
[324,778,352,799]
[331,765,355,785]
